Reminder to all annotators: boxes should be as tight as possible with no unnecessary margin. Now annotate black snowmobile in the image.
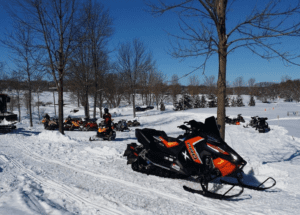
[255,117,270,133]
[115,119,130,132]
[243,116,258,128]
[127,119,140,127]
[124,116,276,200]
[224,114,245,125]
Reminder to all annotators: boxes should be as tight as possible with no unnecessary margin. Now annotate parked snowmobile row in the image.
[89,119,141,141]
[123,116,276,200]
[244,116,270,133]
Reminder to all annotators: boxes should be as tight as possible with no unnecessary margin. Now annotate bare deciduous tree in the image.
[116,39,155,118]
[147,0,300,139]
[9,0,81,133]
[1,22,42,127]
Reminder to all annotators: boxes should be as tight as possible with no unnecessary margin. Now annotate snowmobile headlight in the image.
[231,153,238,161]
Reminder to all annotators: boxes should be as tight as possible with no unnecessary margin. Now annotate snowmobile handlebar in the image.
[257,117,268,120]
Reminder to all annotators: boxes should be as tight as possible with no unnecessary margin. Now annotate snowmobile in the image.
[127,119,140,127]
[115,119,130,132]
[42,114,59,130]
[243,116,258,128]
[0,118,17,133]
[123,116,276,200]
[63,116,81,131]
[0,94,17,133]
[79,118,98,131]
[224,114,244,125]
[255,117,270,133]
[89,122,116,141]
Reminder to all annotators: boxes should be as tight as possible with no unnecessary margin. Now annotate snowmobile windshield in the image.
[204,116,222,142]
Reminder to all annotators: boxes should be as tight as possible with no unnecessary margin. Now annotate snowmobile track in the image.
[0,153,125,215]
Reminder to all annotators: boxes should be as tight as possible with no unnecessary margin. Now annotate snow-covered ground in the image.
[0,92,300,214]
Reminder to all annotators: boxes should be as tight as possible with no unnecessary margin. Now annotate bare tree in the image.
[170,74,182,105]
[248,78,256,88]
[281,75,292,83]
[116,39,155,118]
[1,22,42,127]
[188,75,200,97]
[9,0,81,134]
[148,0,300,139]
[81,0,113,118]
[152,70,168,110]
[203,75,216,97]
[233,76,244,96]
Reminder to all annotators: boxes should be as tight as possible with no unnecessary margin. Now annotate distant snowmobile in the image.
[89,122,116,141]
[224,114,245,125]
[255,117,270,133]
[244,116,270,133]
[115,119,130,132]
[127,119,140,127]
[0,94,17,133]
[124,116,276,200]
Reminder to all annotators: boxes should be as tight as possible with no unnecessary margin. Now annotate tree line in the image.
[1,0,300,138]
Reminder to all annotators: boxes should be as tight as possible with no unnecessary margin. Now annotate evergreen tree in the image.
[194,95,201,108]
[236,95,245,107]
[200,95,206,108]
[208,94,217,108]
[248,95,256,106]
[231,97,237,107]
[225,95,230,107]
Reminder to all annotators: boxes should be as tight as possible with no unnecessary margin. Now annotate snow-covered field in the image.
[0,92,300,215]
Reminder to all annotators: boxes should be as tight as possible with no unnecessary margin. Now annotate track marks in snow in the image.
[10,137,249,215]
[0,153,125,215]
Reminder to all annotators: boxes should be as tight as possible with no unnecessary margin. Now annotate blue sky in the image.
[1,0,299,86]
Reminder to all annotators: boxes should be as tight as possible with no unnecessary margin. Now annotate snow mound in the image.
[38,131,76,143]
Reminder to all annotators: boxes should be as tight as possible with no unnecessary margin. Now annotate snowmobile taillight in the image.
[159,136,179,148]
[130,146,135,150]
[213,158,237,177]
[236,122,240,125]
[133,152,139,157]
[207,143,229,155]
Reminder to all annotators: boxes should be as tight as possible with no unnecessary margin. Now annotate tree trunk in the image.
[133,91,136,118]
[99,92,103,118]
[77,91,80,107]
[38,93,40,120]
[93,91,97,118]
[58,73,64,134]
[217,51,227,140]
[17,91,21,122]
[29,80,33,127]
[216,0,227,140]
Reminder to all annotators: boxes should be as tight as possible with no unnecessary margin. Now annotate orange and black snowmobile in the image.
[79,118,98,131]
[89,122,116,141]
[63,116,81,131]
[124,116,276,200]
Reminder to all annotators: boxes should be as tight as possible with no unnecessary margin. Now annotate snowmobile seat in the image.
[135,128,185,156]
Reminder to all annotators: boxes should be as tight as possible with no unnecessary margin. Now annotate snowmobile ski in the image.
[183,184,244,200]
[220,177,276,191]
